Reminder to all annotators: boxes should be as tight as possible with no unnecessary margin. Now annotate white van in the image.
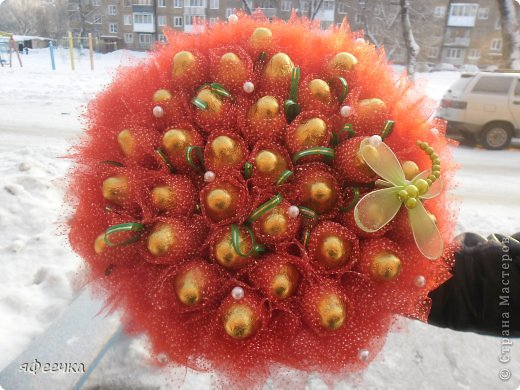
[436,72,520,150]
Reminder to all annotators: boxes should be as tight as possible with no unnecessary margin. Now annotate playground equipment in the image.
[0,31,23,67]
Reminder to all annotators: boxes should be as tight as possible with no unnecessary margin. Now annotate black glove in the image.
[428,232,520,337]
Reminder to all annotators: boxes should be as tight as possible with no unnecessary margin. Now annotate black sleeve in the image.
[428,233,520,337]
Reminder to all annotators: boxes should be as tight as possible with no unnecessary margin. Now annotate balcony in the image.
[444,37,471,47]
[314,9,334,22]
[447,15,476,27]
[184,7,206,15]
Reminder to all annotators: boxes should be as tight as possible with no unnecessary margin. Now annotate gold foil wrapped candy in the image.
[370,251,401,281]
[102,176,129,205]
[147,223,176,257]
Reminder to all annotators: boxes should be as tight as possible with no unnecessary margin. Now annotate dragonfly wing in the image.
[359,138,407,187]
[408,201,444,260]
[354,187,402,232]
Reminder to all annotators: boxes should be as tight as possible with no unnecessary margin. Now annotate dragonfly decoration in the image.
[354,136,443,260]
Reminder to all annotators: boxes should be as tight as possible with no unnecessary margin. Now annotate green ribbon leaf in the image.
[230,224,265,257]
[100,160,124,167]
[329,76,349,103]
[340,187,361,212]
[284,99,301,122]
[298,206,318,221]
[185,145,205,171]
[290,67,300,102]
[275,170,293,185]
[191,97,207,111]
[243,162,253,179]
[292,147,334,164]
[104,222,145,247]
[155,148,174,173]
[246,194,284,224]
[381,120,395,140]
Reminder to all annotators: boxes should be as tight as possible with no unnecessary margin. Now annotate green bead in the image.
[426,147,434,155]
[416,140,422,146]
[428,174,436,182]
[414,179,429,195]
[420,142,428,150]
[433,171,440,178]
[398,189,408,202]
[431,153,439,160]
[405,184,419,198]
[426,179,432,186]
[432,164,441,171]
[405,197,418,209]
[433,158,441,165]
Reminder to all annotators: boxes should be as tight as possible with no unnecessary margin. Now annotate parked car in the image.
[432,63,457,72]
[484,65,499,72]
[437,72,520,150]
[416,62,434,72]
[458,64,479,73]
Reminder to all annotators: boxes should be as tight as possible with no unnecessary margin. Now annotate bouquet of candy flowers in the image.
[68,12,456,388]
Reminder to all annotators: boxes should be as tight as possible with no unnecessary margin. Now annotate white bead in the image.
[355,38,365,44]
[157,353,168,364]
[340,105,352,117]
[243,81,255,94]
[204,171,216,182]
[369,135,382,148]
[358,349,369,361]
[287,205,300,218]
[431,128,439,136]
[152,105,164,118]
[228,14,238,24]
[231,286,245,300]
[414,275,426,288]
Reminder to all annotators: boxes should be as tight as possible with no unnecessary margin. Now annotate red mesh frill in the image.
[67,12,457,389]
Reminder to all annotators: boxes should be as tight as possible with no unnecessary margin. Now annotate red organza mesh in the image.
[67,12,457,389]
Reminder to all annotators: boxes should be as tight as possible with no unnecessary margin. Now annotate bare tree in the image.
[496,0,520,69]
[400,0,420,79]
[68,0,96,38]
[0,0,45,35]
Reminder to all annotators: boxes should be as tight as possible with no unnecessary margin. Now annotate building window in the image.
[495,18,502,29]
[226,8,233,17]
[124,33,133,43]
[477,7,489,19]
[338,3,348,14]
[92,0,101,5]
[322,1,334,11]
[134,14,153,24]
[108,5,117,15]
[209,17,218,26]
[355,13,362,24]
[450,4,477,17]
[490,38,502,51]
[428,47,439,58]
[445,48,463,59]
[185,15,205,25]
[468,48,480,59]
[281,1,291,11]
[189,0,204,6]
[158,15,167,26]
[93,14,102,24]
[174,16,183,27]
[109,23,118,33]
[158,0,166,6]
[174,0,183,8]
[139,34,152,44]
[434,6,445,18]
[210,0,219,9]
[158,34,167,43]
[124,14,132,25]
[135,0,152,4]
[124,0,131,6]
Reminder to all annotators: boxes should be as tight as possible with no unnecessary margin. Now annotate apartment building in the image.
[69,0,514,68]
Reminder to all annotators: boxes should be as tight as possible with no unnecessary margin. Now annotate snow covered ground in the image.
[0,48,519,389]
